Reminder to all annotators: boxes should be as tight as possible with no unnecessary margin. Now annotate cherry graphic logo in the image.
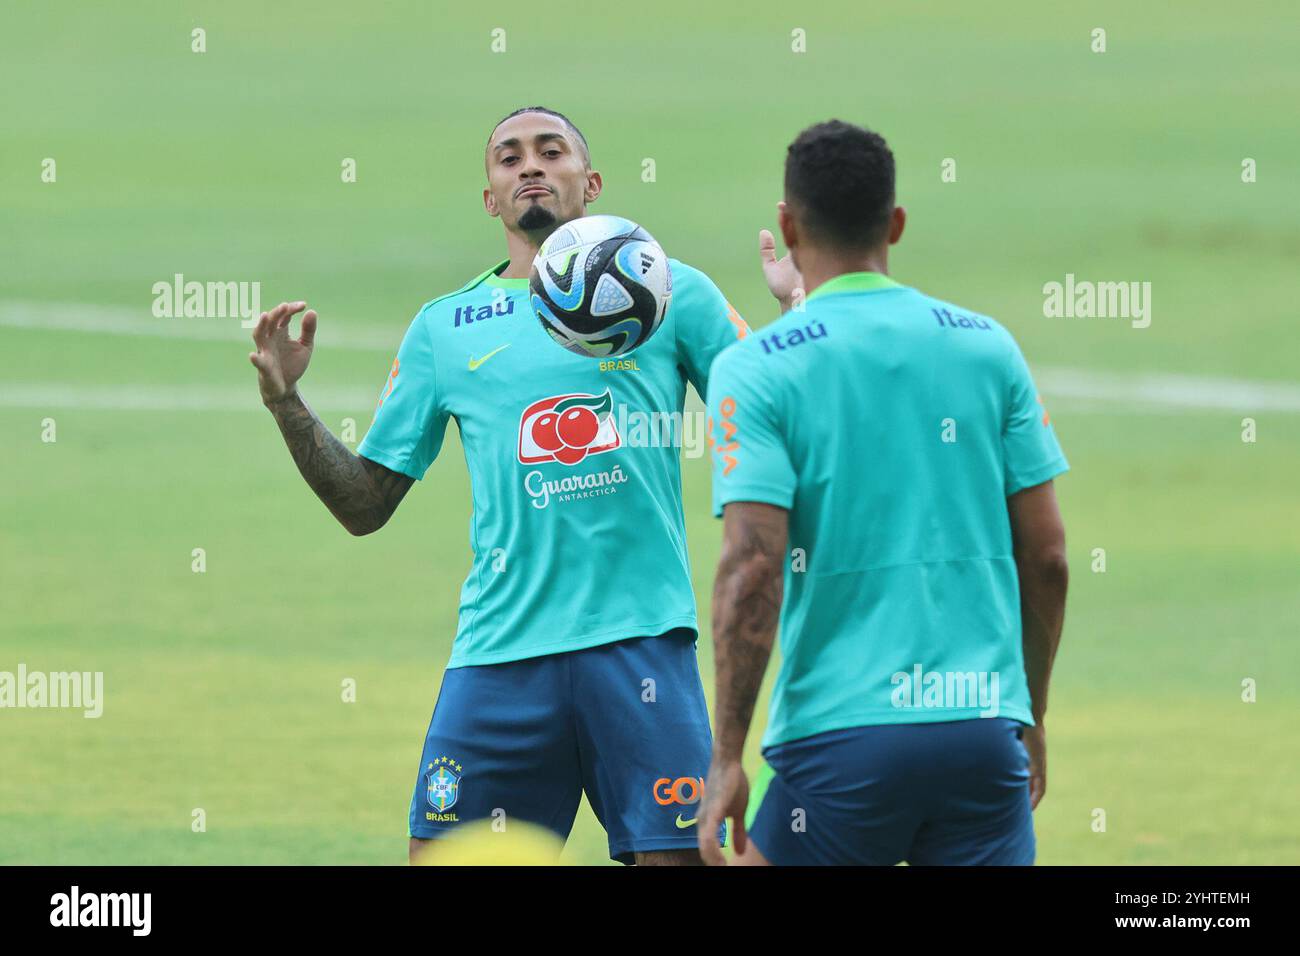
[557,406,600,447]
[531,412,565,452]
[518,390,620,466]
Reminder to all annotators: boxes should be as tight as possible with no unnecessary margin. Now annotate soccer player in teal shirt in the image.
[698,121,1070,865]
[249,107,747,864]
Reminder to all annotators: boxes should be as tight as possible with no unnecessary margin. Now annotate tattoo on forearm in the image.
[265,392,412,534]
[711,505,787,758]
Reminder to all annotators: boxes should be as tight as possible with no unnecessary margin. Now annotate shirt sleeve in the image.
[706,345,797,517]
[671,262,751,398]
[357,308,449,480]
[1002,336,1069,495]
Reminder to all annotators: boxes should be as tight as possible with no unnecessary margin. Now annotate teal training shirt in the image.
[359,257,748,667]
[706,272,1068,748]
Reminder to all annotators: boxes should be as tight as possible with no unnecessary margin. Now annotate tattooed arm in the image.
[711,501,788,758]
[698,500,788,865]
[251,301,413,536]
[264,391,413,535]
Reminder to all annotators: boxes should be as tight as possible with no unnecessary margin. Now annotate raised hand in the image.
[758,209,804,313]
[249,301,317,405]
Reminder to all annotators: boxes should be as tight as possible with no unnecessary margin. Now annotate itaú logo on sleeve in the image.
[517,390,620,466]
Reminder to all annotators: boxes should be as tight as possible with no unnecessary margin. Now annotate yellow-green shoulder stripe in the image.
[416,260,510,316]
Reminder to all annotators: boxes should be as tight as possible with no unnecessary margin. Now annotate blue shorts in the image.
[409,629,717,863]
[749,718,1035,865]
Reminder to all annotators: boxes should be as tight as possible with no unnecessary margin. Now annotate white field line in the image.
[0,384,379,411]
[0,301,401,352]
[1037,368,1300,414]
[2,301,1298,413]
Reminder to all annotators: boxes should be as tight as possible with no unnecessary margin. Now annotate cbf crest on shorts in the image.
[426,756,463,812]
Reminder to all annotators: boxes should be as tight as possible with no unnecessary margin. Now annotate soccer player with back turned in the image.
[699,121,1069,865]
[249,107,747,865]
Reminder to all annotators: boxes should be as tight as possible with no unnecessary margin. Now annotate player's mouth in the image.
[516,185,553,200]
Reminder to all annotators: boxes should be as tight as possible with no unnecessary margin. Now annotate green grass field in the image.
[2,0,1298,864]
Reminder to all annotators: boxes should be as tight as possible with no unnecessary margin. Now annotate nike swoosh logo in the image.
[675,814,697,829]
[468,344,510,371]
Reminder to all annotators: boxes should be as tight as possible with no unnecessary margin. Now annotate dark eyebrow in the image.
[491,132,569,153]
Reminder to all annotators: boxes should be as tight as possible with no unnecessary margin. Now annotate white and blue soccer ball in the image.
[529,214,672,358]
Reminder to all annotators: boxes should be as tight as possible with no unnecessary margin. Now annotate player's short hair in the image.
[490,106,591,166]
[784,120,895,248]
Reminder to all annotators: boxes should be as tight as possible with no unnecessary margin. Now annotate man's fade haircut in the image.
[784,120,895,249]
[489,106,591,166]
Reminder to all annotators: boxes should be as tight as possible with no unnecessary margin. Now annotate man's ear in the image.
[483,187,500,218]
[777,200,798,251]
[584,170,603,204]
[888,205,906,245]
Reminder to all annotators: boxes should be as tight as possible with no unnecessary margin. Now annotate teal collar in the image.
[483,259,529,290]
[805,271,901,302]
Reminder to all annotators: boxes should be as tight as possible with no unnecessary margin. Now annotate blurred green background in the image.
[2,0,1297,864]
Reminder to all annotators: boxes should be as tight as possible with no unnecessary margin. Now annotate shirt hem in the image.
[356,445,423,481]
[761,705,1035,750]
[445,614,699,668]
[1006,457,1069,495]
[712,485,795,519]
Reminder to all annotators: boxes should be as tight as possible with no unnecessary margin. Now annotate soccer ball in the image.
[415,819,566,866]
[530,214,672,358]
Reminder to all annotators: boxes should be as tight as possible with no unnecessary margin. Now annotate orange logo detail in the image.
[1036,393,1050,426]
[653,776,704,806]
[725,303,750,340]
[378,358,400,407]
[711,396,739,475]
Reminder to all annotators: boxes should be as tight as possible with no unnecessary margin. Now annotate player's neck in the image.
[799,247,890,298]
[499,225,550,279]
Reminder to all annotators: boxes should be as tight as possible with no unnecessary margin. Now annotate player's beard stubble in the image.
[517,203,558,232]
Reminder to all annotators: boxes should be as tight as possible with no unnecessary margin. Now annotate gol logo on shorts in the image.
[653,776,704,806]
